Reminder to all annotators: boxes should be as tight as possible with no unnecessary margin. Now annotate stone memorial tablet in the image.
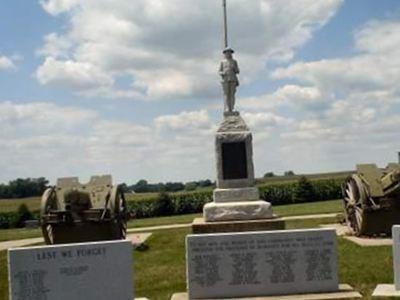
[8,240,133,300]
[394,225,400,290]
[372,225,400,297]
[186,228,338,299]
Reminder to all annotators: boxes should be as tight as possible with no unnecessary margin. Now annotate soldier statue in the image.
[219,47,240,113]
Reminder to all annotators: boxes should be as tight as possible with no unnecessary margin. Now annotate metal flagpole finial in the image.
[223,0,228,48]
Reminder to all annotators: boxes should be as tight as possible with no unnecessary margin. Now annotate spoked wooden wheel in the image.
[41,188,56,244]
[110,185,128,239]
[342,175,368,236]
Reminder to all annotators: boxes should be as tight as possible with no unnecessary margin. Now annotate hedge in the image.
[127,177,344,219]
[0,177,344,228]
[259,178,343,206]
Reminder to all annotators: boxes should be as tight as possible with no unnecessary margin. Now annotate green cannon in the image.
[40,175,128,245]
[342,163,400,236]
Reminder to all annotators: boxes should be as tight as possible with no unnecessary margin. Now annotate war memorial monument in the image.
[172,1,362,299]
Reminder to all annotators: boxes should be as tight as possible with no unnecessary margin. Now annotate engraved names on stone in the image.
[8,240,133,300]
[186,229,338,299]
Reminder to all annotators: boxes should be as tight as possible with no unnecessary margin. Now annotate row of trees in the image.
[0,178,49,199]
[126,179,214,193]
[264,171,295,178]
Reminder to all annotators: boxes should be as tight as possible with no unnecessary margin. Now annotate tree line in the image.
[0,178,49,199]
[122,179,214,193]
[0,177,215,199]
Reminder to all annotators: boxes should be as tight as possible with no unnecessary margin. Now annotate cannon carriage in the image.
[40,175,128,244]
[342,163,400,236]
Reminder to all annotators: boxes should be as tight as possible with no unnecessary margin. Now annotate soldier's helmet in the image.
[223,47,235,54]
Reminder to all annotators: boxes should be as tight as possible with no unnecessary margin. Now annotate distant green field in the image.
[0,197,41,213]
[256,170,353,185]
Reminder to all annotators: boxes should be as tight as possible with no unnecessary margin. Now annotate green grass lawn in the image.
[0,199,343,241]
[0,215,390,300]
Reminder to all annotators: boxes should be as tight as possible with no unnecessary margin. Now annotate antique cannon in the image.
[342,163,400,236]
[40,175,128,244]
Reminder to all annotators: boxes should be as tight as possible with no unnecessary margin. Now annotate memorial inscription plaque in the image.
[221,142,248,180]
[186,228,338,299]
[372,225,400,297]
[8,240,133,300]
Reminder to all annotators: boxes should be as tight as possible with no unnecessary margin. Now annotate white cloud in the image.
[242,111,292,129]
[272,19,400,96]
[37,33,72,58]
[0,101,97,137]
[36,57,114,90]
[36,0,343,100]
[240,84,328,112]
[154,110,212,131]
[40,0,79,15]
[0,55,16,70]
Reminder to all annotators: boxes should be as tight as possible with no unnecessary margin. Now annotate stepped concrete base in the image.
[191,216,284,234]
[372,284,400,297]
[213,187,259,203]
[203,200,272,222]
[171,284,361,300]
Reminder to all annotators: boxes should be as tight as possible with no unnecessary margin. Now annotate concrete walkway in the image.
[0,237,44,251]
[281,213,339,221]
[0,233,152,251]
[0,213,340,250]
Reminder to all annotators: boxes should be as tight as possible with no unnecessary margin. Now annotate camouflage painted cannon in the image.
[40,175,128,244]
[342,163,400,236]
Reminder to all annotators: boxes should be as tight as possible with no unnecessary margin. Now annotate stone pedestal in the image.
[203,112,274,222]
[171,285,362,300]
[203,201,272,222]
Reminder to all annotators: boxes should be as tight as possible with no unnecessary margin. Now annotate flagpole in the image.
[223,0,228,48]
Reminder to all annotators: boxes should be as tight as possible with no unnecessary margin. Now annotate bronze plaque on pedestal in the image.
[222,142,247,180]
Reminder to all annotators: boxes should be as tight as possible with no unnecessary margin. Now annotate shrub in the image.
[284,171,295,176]
[294,176,315,203]
[0,212,19,229]
[153,192,175,216]
[258,177,343,205]
[17,203,34,227]
[184,182,198,191]
[263,172,275,178]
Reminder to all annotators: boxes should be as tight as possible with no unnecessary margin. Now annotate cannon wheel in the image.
[41,187,56,244]
[110,185,127,239]
[342,175,368,236]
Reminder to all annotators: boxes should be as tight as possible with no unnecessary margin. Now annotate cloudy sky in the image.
[1,0,400,184]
